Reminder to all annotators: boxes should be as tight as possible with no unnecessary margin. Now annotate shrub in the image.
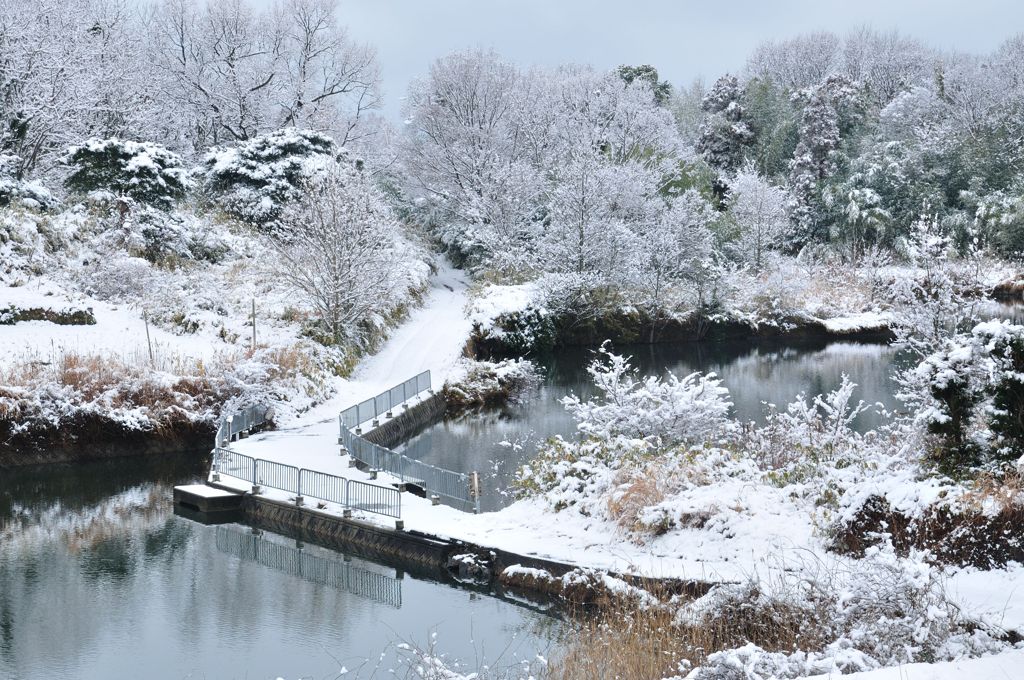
[202,127,335,228]
[0,154,55,210]
[912,320,1024,474]
[64,138,187,209]
[563,343,733,446]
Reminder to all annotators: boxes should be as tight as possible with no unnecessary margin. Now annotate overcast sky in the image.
[332,0,1023,120]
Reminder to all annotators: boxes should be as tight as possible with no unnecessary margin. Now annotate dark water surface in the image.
[0,455,555,680]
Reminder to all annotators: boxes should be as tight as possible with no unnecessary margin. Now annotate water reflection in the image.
[399,339,907,511]
[215,526,404,608]
[0,455,555,680]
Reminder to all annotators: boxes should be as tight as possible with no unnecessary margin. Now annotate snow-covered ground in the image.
[0,279,221,369]
[803,648,1024,680]
[227,260,472,466]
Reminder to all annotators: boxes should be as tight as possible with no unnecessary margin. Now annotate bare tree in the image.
[148,0,380,154]
[268,159,411,345]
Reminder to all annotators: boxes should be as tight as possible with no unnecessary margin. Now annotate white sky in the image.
[326,0,1022,120]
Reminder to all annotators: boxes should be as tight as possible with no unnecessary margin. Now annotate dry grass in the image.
[548,584,831,680]
[606,468,670,536]
[962,470,1024,514]
[0,343,332,444]
[548,601,683,680]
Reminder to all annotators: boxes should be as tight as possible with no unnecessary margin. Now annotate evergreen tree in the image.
[64,138,186,209]
[203,127,336,228]
[696,75,754,176]
[616,65,672,106]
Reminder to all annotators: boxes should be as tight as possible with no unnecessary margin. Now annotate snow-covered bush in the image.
[515,346,733,512]
[564,344,733,447]
[203,127,335,228]
[75,255,161,301]
[64,138,187,210]
[912,320,1024,474]
[685,544,989,679]
[514,436,641,512]
[116,207,233,265]
[747,374,873,474]
[0,154,55,210]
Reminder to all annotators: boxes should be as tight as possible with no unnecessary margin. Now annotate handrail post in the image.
[470,471,481,514]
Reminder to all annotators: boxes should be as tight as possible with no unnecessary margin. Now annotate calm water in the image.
[398,338,908,511]
[0,455,556,680]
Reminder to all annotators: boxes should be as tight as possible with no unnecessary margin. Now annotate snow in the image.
[0,280,221,369]
[803,648,1024,680]
[467,282,540,331]
[820,311,893,334]
[947,563,1024,633]
[174,484,239,498]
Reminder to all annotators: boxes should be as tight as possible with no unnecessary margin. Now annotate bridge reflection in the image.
[215,526,403,608]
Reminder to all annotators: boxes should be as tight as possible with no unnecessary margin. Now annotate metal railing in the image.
[339,370,432,431]
[339,425,475,510]
[216,526,402,607]
[338,372,481,513]
[215,404,272,448]
[212,447,402,519]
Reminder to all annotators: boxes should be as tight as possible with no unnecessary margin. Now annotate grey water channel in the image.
[0,454,557,680]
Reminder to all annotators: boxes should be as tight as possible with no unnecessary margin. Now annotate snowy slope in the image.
[0,280,223,368]
[229,258,472,467]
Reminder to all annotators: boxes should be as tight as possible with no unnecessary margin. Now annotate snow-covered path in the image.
[229,258,472,468]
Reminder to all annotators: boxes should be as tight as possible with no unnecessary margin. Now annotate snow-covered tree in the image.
[148,0,381,154]
[967,180,1024,256]
[616,64,672,106]
[631,189,716,333]
[788,86,840,246]
[64,138,187,209]
[266,159,418,345]
[696,75,754,175]
[889,214,986,359]
[400,48,530,265]
[0,0,158,176]
[203,127,335,227]
[842,27,931,106]
[725,163,789,269]
[912,320,1024,474]
[746,31,841,91]
[787,76,863,247]
[400,50,682,289]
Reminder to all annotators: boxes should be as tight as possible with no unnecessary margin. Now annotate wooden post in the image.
[143,310,154,367]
